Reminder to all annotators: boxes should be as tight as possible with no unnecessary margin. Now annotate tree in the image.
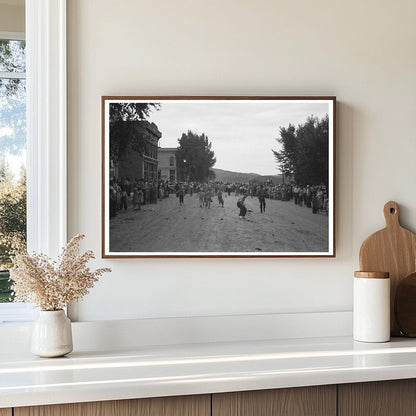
[109,102,159,160]
[272,124,296,178]
[176,131,216,182]
[0,39,25,73]
[0,161,26,269]
[273,115,329,186]
[0,40,27,302]
[295,115,329,186]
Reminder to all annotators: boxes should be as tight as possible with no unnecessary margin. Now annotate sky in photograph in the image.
[145,100,330,176]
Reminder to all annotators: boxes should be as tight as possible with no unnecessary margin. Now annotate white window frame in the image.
[0,0,67,324]
[26,0,67,256]
[0,30,33,323]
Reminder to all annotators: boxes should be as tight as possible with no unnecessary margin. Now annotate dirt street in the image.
[109,193,329,254]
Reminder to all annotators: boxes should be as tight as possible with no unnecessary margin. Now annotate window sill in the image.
[0,303,36,324]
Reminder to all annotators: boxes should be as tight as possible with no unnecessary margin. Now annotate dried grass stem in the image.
[10,234,111,310]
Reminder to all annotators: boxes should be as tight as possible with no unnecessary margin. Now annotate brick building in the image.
[114,121,162,181]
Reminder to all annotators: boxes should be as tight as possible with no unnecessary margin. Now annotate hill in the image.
[212,168,282,184]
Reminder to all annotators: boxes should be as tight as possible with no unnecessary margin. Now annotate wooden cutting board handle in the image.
[359,201,416,336]
[383,201,400,228]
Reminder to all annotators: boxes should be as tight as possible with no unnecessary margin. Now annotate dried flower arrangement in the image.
[10,234,111,311]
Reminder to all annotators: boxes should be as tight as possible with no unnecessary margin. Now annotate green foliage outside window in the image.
[0,38,27,302]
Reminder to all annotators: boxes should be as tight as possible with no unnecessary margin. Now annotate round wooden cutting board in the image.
[359,201,416,336]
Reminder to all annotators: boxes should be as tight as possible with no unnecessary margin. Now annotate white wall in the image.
[0,3,24,33]
[67,0,416,322]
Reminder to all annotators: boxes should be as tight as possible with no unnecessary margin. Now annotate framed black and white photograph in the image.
[102,96,336,258]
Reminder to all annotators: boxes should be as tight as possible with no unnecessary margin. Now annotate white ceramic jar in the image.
[353,271,390,343]
[31,310,73,357]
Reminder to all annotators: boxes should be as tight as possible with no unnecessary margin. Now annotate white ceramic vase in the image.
[31,310,73,357]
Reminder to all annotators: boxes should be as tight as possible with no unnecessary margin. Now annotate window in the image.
[170,169,176,182]
[0,36,26,304]
[0,32,35,323]
[169,156,174,166]
[0,0,68,323]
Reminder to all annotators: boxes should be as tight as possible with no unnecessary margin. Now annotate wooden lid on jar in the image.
[354,271,390,279]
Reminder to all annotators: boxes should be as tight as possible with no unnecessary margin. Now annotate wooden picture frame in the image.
[102,96,336,258]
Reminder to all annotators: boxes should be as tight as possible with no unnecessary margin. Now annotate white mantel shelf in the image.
[2,335,416,409]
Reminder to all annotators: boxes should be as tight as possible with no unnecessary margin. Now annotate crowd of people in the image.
[109,177,329,219]
[109,178,173,217]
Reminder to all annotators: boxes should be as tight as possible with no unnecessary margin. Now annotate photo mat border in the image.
[102,96,336,258]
